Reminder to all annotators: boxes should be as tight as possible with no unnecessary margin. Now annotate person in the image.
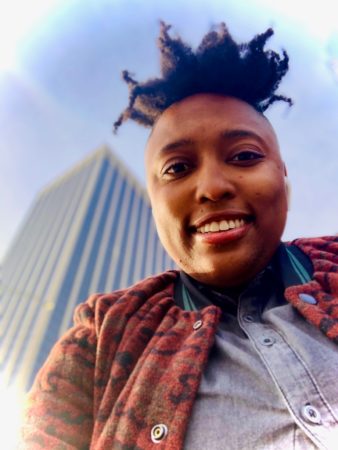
[21,21,338,450]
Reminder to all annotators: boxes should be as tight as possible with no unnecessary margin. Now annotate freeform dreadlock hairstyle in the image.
[114,21,292,132]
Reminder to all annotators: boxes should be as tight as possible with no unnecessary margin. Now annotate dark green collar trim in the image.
[182,281,198,311]
[278,243,313,287]
[175,242,314,312]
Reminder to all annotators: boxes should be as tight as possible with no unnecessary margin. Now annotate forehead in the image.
[146,94,279,159]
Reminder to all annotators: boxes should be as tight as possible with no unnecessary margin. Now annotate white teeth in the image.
[197,218,245,234]
[220,220,229,231]
[210,221,219,232]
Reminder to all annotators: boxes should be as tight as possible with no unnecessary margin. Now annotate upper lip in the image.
[190,210,253,230]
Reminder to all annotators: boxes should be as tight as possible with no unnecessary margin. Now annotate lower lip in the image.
[195,222,252,245]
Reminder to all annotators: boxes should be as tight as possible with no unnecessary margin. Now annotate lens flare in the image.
[0,0,64,72]
[0,374,25,449]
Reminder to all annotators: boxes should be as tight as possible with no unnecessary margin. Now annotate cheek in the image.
[152,195,174,222]
[151,194,181,242]
[150,184,187,222]
[251,171,285,202]
[250,176,287,218]
[151,201,190,266]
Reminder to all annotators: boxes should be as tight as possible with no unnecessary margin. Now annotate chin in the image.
[186,252,265,288]
[186,266,242,288]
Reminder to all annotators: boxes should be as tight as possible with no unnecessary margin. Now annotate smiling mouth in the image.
[196,218,250,234]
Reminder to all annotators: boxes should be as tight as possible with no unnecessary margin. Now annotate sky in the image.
[0,0,338,262]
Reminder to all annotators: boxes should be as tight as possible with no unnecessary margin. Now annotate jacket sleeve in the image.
[20,319,97,449]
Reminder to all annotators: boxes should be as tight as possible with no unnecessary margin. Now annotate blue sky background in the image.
[0,0,337,261]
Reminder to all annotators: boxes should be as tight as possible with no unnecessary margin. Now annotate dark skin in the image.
[145,94,288,289]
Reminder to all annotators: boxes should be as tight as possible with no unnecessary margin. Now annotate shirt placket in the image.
[238,294,338,450]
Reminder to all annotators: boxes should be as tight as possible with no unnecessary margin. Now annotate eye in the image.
[162,161,191,178]
[230,150,264,165]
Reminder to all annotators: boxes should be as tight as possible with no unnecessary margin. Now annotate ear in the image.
[284,176,291,211]
[283,163,288,177]
[283,163,291,210]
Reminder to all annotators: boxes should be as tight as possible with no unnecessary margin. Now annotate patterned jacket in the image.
[22,236,338,449]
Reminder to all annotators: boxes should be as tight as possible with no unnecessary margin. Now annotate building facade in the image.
[0,146,175,390]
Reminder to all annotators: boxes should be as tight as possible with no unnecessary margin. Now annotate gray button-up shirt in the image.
[175,244,338,450]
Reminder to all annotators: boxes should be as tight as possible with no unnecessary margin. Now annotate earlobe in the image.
[282,163,290,210]
[283,164,288,177]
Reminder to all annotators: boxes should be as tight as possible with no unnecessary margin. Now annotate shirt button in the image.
[193,320,203,330]
[301,404,322,425]
[299,293,317,305]
[151,424,168,443]
[260,336,276,346]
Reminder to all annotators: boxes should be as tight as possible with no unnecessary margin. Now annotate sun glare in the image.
[0,374,25,449]
[0,0,63,72]
[255,0,338,41]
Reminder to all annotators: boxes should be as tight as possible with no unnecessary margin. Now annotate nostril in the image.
[199,190,236,203]
[195,167,237,203]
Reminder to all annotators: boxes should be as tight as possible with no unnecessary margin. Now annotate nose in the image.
[195,160,236,203]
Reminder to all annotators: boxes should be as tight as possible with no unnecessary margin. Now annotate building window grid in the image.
[0,182,65,345]
[88,167,123,294]
[59,163,116,335]
[30,159,110,378]
[1,193,45,278]
[103,181,133,292]
[141,210,155,279]
[0,188,58,317]
[9,163,94,366]
[131,199,150,284]
[99,178,127,293]
[111,188,136,291]
[0,195,64,366]
[126,196,147,286]
[76,164,116,301]
[7,165,94,377]
[119,193,142,289]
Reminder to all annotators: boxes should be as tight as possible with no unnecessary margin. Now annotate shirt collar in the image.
[174,242,313,312]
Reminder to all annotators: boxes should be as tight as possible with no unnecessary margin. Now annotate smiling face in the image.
[145,94,288,288]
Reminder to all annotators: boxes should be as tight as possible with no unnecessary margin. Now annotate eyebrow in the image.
[220,129,265,143]
[158,129,266,154]
[158,139,194,154]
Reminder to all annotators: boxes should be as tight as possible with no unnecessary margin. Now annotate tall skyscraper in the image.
[0,146,175,391]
